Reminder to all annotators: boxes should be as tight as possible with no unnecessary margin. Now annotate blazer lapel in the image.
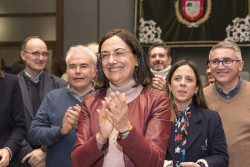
[18,72,34,118]
[42,72,53,99]
[185,105,202,151]
[167,124,175,160]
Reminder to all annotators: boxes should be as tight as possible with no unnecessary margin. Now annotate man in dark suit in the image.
[0,68,26,167]
[148,43,172,91]
[17,36,67,167]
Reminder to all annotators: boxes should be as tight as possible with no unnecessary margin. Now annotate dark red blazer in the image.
[71,86,172,167]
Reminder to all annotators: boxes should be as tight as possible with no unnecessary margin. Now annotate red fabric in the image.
[71,86,172,167]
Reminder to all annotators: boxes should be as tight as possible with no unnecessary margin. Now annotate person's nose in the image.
[218,61,225,69]
[75,66,81,74]
[206,68,211,74]
[38,54,45,60]
[180,78,186,86]
[155,55,160,60]
[108,54,117,64]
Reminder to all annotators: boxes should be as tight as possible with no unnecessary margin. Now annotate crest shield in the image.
[182,0,204,21]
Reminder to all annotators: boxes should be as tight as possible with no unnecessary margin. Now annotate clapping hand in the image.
[61,104,81,135]
[104,92,131,133]
[96,100,114,143]
[152,75,167,91]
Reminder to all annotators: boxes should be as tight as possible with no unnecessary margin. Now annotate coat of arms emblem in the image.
[182,0,204,21]
[175,0,212,27]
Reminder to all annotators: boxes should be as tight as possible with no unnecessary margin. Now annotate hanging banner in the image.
[135,0,250,46]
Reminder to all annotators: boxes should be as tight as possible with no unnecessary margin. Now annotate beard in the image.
[152,60,167,71]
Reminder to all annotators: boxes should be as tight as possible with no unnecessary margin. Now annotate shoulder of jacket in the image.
[141,86,168,97]
[198,107,220,120]
[84,89,105,101]
[46,72,66,85]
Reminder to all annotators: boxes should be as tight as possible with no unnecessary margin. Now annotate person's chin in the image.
[216,77,229,83]
[154,68,163,71]
[35,67,45,71]
[35,64,45,69]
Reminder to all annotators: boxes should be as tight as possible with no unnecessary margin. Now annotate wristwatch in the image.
[197,162,205,167]
[117,124,133,140]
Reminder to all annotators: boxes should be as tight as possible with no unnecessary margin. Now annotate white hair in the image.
[209,41,242,60]
[65,45,97,72]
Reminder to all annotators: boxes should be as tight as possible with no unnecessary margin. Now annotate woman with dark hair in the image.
[0,58,26,167]
[71,29,172,167]
[164,59,228,167]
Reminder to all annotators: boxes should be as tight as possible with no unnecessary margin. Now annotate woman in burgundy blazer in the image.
[71,29,172,167]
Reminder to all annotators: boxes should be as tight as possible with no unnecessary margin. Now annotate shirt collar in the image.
[66,81,96,102]
[24,69,43,83]
[215,77,243,100]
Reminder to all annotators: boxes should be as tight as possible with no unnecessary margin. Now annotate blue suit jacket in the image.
[166,104,229,167]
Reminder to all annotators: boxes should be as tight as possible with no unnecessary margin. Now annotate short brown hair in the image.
[148,43,171,57]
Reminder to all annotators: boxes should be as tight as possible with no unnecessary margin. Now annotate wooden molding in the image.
[0,13,56,17]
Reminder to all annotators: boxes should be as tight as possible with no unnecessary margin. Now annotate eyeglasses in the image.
[209,58,240,67]
[98,48,132,63]
[23,51,49,58]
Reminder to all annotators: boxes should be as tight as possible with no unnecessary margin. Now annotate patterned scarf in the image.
[174,103,192,167]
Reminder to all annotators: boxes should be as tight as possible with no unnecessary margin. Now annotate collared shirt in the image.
[24,69,43,83]
[66,81,96,102]
[215,77,243,100]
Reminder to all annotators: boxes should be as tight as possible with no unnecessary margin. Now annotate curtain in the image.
[135,0,249,46]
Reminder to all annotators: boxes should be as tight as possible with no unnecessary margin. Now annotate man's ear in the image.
[20,51,26,61]
[168,56,172,65]
[239,60,244,72]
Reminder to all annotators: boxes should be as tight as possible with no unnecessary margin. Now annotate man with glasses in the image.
[17,36,66,167]
[204,41,250,167]
[148,43,172,91]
